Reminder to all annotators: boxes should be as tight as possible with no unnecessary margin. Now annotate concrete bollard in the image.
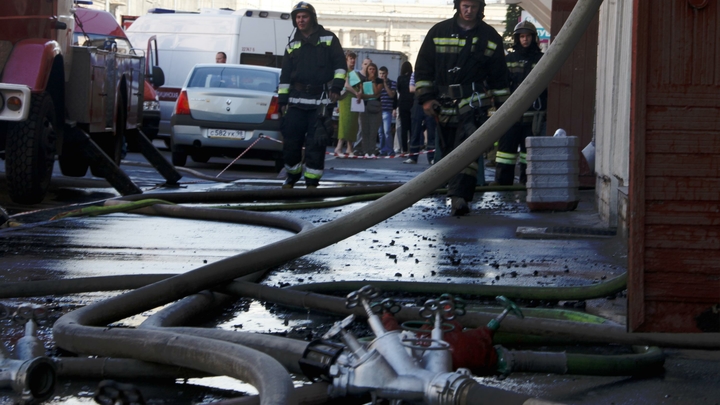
[525,135,580,211]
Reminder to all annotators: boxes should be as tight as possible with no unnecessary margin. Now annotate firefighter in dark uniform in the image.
[415,0,510,216]
[278,2,346,188]
[494,20,547,185]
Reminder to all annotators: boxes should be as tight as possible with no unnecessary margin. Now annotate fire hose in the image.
[43,1,636,404]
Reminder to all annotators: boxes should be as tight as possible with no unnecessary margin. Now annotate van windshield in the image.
[188,67,279,92]
[73,33,133,54]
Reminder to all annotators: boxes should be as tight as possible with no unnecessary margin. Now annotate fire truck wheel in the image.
[5,92,57,204]
[59,128,90,177]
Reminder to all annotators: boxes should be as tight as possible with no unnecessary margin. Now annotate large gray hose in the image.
[55,357,209,379]
[103,200,312,234]
[140,291,309,374]
[52,2,607,405]
[51,206,316,405]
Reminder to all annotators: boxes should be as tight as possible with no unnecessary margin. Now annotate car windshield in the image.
[188,67,279,92]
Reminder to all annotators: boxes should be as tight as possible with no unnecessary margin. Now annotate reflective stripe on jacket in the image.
[414,15,510,110]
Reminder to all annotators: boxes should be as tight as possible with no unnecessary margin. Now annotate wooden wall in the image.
[629,0,720,332]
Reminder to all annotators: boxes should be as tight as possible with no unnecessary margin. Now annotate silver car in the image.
[170,64,283,169]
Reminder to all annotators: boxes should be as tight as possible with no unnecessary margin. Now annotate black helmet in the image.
[291,2,317,28]
[514,20,538,36]
[513,20,538,47]
[453,0,486,18]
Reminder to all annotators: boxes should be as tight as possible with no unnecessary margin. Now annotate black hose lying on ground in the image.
[116,184,403,203]
[5,274,720,349]
[286,273,628,301]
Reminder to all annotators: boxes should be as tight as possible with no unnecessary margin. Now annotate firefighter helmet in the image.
[453,0,486,18]
[514,20,538,36]
[291,2,318,28]
[513,20,538,46]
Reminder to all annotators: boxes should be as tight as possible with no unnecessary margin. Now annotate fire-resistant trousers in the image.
[281,106,325,180]
[495,121,533,185]
[438,111,484,202]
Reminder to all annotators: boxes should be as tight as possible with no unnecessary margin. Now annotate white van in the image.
[126,9,294,141]
[346,49,409,83]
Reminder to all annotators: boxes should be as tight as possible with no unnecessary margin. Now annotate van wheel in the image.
[171,141,187,167]
[5,92,57,204]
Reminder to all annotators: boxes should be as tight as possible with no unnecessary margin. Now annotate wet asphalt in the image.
[0,143,718,405]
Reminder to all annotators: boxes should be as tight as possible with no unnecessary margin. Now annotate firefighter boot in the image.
[494,163,516,186]
[519,163,527,185]
[305,177,319,189]
[450,197,470,216]
[282,172,302,189]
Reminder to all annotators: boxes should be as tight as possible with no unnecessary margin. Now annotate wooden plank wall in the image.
[629,0,720,332]
[547,0,598,187]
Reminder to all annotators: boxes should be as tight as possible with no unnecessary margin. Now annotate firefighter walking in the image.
[415,0,511,215]
[494,20,547,185]
[278,2,346,188]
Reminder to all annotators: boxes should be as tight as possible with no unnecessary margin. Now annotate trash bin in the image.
[525,135,579,211]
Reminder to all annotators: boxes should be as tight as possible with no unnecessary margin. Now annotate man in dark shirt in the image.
[377,66,398,156]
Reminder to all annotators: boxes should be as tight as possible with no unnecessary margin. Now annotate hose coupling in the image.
[425,370,474,405]
[0,356,56,403]
[298,339,346,382]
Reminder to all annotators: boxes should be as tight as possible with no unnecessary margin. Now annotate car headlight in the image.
[143,100,160,111]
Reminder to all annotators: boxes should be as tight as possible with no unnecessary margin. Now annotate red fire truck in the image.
[0,1,170,204]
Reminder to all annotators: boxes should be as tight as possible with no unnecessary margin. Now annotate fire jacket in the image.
[415,16,510,118]
[278,25,346,109]
[506,43,547,112]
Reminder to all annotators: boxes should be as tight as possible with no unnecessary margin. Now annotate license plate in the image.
[207,129,249,139]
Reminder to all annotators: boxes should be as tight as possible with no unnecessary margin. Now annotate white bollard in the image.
[525,135,579,211]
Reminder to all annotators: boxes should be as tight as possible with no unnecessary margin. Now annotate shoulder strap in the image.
[452,24,487,83]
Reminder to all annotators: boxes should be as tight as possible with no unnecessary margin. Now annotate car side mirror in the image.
[151,66,165,88]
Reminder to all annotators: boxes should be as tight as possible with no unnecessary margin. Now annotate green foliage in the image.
[503,4,523,47]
